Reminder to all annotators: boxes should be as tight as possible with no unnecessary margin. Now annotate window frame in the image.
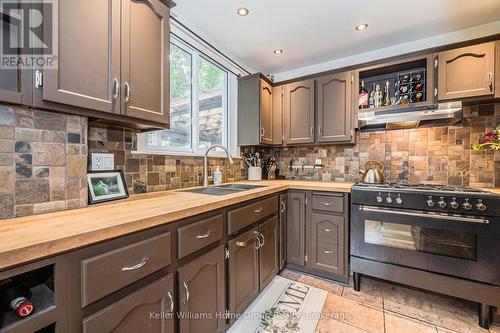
[136,35,236,157]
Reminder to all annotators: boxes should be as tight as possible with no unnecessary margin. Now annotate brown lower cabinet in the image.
[227,216,280,325]
[286,191,349,282]
[82,275,175,333]
[178,245,226,333]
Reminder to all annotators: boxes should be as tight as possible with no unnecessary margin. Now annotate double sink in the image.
[181,183,266,196]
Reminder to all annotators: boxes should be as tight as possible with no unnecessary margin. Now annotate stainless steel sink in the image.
[180,184,266,196]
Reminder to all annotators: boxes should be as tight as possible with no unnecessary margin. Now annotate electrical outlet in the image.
[91,153,114,170]
[315,158,322,166]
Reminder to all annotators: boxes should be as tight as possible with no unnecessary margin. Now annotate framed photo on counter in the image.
[87,170,129,204]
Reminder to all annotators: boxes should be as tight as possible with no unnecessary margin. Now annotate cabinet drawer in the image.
[82,275,174,333]
[312,194,344,213]
[81,232,171,307]
[312,213,344,246]
[228,196,278,234]
[178,214,223,259]
[315,242,344,275]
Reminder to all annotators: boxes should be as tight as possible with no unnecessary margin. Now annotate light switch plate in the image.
[91,153,114,170]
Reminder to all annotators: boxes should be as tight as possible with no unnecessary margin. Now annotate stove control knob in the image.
[376,193,383,203]
[476,200,486,212]
[396,195,403,204]
[386,195,393,204]
[426,196,435,207]
[438,197,447,208]
[463,199,472,211]
[450,199,459,209]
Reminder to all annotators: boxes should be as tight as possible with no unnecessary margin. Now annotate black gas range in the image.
[350,182,500,329]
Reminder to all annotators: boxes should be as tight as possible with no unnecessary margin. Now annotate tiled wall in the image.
[88,125,244,194]
[242,103,500,188]
[0,105,88,219]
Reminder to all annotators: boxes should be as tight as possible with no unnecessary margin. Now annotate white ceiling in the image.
[172,0,500,78]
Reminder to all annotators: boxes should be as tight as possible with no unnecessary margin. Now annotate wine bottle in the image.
[368,84,375,108]
[374,84,383,108]
[384,81,391,106]
[0,279,34,318]
[358,80,369,109]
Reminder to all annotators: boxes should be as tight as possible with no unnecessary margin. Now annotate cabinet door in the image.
[283,80,315,144]
[178,245,225,333]
[259,216,279,290]
[228,229,260,324]
[496,41,500,98]
[307,213,345,276]
[438,42,495,100]
[260,79,273,145]
[286,192,306,266]
[279,193,287,270]
[121,0,170,125]
[0,5,31,105]
[272,85,284,145]
[82,275,175,333]
[42,0,121,113]
[316,72,353,142]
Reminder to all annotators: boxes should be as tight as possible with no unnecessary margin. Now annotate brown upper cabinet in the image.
[438,42,495,101]
[272,85,284,144]
[24,0,172,128]
[238,74,274,145]
[316,71,354,142]
[283,79,315,144]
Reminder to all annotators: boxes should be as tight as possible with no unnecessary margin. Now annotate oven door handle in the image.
[358,206,489,224]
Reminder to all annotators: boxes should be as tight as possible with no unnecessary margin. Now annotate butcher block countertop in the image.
[0,180,353,271]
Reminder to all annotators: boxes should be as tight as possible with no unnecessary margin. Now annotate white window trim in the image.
[136,33,240,157]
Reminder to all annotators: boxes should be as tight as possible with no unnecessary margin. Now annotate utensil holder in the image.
[248,167,262,181]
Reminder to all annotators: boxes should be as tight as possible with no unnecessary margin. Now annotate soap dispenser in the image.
[213,166,222,185]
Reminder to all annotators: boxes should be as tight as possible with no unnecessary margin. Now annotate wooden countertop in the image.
[0,180,353,271]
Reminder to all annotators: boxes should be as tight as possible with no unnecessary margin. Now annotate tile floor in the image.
[279,269,500,333]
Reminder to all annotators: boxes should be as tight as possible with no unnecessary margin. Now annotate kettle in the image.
[359,160,385,184]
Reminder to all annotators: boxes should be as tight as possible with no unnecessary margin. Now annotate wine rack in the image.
[357,56,434,112]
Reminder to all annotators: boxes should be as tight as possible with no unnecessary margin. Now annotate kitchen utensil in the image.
[359,160,384,184]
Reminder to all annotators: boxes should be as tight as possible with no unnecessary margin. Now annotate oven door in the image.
[351,205,500,285]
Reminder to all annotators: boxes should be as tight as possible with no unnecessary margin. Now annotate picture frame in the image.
[87,170,129,204]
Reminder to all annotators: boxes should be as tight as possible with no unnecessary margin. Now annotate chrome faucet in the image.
[203,145,234,187]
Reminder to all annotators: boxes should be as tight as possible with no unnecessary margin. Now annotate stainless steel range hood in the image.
[357,101,462,131]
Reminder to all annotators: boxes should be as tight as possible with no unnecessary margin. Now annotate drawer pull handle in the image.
[182,282,190,304]
[196,231,211,239]
[254,208,263,213]
[322,228,332,232]
[323,250,334,254]
[321,202,333,206]
[121,257,149,272]
[236,231,260,247]
[168,291,174,313]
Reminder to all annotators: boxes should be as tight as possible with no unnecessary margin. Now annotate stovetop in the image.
[354,182,489,194]
[351,182,500,216]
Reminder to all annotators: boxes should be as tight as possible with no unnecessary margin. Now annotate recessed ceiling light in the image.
[355,23,368,31]
[237,7,249,16]
[273,49,284,55]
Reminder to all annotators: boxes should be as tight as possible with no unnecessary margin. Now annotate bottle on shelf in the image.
[374,84,383,108]
[383,81,391,106]
[368,83,375,108]
[358,80,369,109]
[0,279,34,318]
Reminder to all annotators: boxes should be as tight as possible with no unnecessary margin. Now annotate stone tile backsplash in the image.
[87,126,244,195]
[0,105,88,219]
[241,103,500,188]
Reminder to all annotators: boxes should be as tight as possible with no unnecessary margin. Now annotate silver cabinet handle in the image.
[321,202,333,206]
[488,72,494,92]
[259,233,265,248]
[254,208,263,213]
[124,82,131,103]
[196,231,211,239]
[167,291,174,313]
[280,201,286,213]
[322,228,332,232]
[318,126,322,136]
[310,126,314,136]
[121,257,149,271]
[260,127,265,137]
[182,282,189,304]
[323,250,334,254]
[112,78,120,100]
